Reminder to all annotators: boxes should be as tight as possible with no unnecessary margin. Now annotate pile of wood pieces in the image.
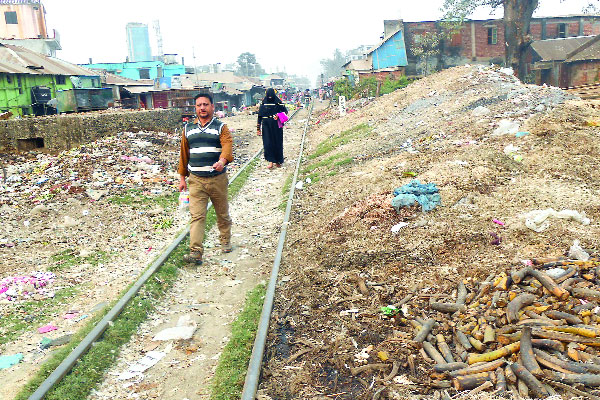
[408,255,600,399]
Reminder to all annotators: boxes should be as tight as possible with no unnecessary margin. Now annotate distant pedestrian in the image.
[257,88,287,169]
[178,93,233,265]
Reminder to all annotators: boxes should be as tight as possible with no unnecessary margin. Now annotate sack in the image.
[276,112,289,128]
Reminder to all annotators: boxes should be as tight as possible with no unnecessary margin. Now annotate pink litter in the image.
[38,325,58,334]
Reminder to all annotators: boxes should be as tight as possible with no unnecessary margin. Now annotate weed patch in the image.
[108,188,178,210]
[49,250,110,272]
[0,287,79,346]
[210,284,266,400]
[308,123,372,160]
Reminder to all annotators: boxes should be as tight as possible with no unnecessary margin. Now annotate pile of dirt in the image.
[259,65,600,399]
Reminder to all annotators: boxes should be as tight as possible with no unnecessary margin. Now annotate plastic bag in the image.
[178,191,189,210]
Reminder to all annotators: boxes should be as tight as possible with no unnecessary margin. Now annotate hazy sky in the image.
[42,0,596,84]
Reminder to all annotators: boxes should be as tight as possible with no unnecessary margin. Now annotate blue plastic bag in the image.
[392,179,441,212]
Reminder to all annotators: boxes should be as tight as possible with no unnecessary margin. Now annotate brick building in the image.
[402,14,600,76]
[529,35,600,87]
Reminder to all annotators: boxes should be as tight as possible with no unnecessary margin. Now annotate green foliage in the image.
[320,49,347,81]
[333,79,354,101]
[380,75,411,95]
[235,52,264,77]
[108,188,178,210]
[279,172,294,211]
[355,76,377,98]
[309,123,372,160]
[153,217,174,230]
[49,249,110,272]
[210,284,266,400]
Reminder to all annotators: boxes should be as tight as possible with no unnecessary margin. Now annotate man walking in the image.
[178,93,233,265]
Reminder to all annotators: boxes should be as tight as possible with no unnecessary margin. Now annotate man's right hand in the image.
[178,176,187,192]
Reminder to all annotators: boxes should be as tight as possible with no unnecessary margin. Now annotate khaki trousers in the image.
[188,172,232,255]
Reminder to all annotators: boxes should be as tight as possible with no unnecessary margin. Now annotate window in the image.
[6,75,12,84]
[4,11,17,24]
[56,75,66,85]
[487,27,498,45]
[558,23,567,38]
[139,68,150,79]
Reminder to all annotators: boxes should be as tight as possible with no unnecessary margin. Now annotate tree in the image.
[411,32,443,76]
[235,52,264,77]
[320,49,347,81]
[443,0,538,80]
[582,2,599,14]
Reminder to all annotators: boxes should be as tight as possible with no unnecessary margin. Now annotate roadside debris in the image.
[391,179,441,212]
[0,353,23,369]
[393,252,600,397]
[153,315,197,341]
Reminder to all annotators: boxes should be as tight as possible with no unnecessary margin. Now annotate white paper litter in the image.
[391,222,409,233]
[153,315,197,341]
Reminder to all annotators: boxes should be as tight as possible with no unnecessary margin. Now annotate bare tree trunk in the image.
[503,0,538,81]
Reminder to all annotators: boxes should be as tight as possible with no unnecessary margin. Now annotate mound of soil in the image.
[259,66,600,399]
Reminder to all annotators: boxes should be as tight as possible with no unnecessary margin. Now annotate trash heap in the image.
[0,271,55,302]
[402,253,600,399]
[0,131,178,207]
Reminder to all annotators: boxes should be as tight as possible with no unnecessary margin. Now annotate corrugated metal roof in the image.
[123,86,158,94]
[366,28,402,55]
[0,43,98,76]
[530,36,595,61]
[343,59,371,71]
[567,35,600,62]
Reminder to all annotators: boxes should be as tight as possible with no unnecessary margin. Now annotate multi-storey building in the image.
[0,0,60,57]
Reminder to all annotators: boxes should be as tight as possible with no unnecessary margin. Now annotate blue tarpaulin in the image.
[392,179,441,212]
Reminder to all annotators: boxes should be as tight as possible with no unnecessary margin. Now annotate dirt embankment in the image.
[259,66,600,399]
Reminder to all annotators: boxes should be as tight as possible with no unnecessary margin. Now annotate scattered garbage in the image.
[0,271,55,302]
[40,334,72,349]
[0,353,23,369]
[523,209,591,232]
[391,222,409,233]
[38,324,58,334]
[391,179,441,212]
[494,119,520,136]
[503,144,523,162]
[393,250,600,397]
[117,350,166,381]
[153,315,197,341]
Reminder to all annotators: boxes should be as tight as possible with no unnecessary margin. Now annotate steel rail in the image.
[241,101,313,400]
[27,106,301,400]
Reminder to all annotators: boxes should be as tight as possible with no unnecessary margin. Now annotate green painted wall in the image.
[0,73,100,117]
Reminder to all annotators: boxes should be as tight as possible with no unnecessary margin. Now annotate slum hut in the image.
[529,35,600,88]
[0,43,102,117]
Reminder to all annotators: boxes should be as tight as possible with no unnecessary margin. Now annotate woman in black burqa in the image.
[257,88,288,169]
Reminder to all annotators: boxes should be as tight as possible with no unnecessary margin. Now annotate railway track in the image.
[26,103,313,400]
[564,82,600,101]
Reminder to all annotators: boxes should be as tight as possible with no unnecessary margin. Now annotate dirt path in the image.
[86,106,319,400]
[0,109,281,398]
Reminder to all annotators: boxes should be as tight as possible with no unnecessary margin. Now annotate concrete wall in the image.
[0,108,181,152]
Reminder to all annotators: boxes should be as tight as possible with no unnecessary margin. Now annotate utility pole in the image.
[153,20,163,59]
[192,47,199,87]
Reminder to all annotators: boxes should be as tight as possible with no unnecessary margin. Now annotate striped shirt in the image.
[178,117,233,177]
